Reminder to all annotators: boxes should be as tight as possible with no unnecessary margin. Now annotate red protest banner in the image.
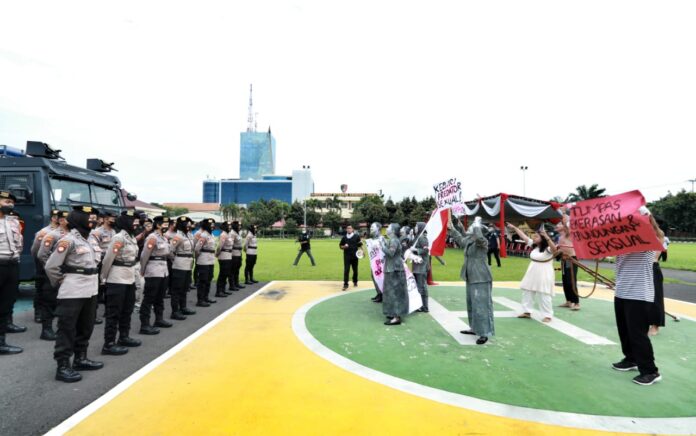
[568,190,662,259]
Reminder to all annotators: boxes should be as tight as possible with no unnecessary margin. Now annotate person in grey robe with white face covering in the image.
[381,223,409,325]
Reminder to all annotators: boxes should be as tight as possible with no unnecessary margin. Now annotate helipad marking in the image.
[492,296,615,345]
[294,289,696,435]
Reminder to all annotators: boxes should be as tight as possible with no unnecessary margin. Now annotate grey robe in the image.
[449,224,495,337]
[381,238,409,317]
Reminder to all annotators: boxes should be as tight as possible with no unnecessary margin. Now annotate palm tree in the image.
[220,203,240,221]
[566,184,607,202]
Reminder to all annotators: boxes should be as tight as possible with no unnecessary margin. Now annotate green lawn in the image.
[248,239,617,283]
[661,242,696,272]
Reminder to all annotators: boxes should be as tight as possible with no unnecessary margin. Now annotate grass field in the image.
[248,239,618,283]
[659,242,696,272]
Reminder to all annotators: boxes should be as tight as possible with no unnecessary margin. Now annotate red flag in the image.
[425,208,449,256]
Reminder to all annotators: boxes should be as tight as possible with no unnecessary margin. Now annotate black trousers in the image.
[343,256,359,286]
[487,248,500,267]
[0,262,19,335]
[54,296,97,361]
[648,263,665,327]
[659,251,667,262]
[170,269,191,313]
[614,297,658,375]
[140,276,167,325]
[217,259,233,292]
[39,280,58,326]
[231,256,242,286]
[104,283,136,343]
[166,259,173,296]
[561,257,579,304]
[293,250,315,266]
[196,264,214,302]
[245,254,257,281]
[34,259,45,311]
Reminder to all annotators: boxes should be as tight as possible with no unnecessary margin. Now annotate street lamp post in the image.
[689,178,696,193]
[520,166,528,196]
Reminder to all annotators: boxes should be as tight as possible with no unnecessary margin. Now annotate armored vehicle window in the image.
[92,184,121,206]
[51,178,90,203]
[0,173,34,204]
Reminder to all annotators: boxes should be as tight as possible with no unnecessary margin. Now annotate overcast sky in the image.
[1,1,694,205]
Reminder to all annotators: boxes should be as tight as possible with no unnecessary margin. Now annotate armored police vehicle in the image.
[0,141,135,280]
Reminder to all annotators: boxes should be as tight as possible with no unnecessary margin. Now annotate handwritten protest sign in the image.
[433,178,462,209]
[568,190,662,259]
[404,264,424,313]
[366,239,385,292]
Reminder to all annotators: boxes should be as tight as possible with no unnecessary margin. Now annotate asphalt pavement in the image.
[0,282,265,436]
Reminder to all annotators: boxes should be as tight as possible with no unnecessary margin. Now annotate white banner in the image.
[366,239,385,293]
[404,263,424,313]
[433,177,462,209]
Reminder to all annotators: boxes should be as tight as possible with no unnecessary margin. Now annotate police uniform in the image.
[45,206,104,382]
[194,219,217,306]
[35,214,69,340]
[30,210,60,323]
[139,217,173,334]
[100,212,141,355]
[230,223,245,291]
[89,218,115,322]
[244,227,259,284]
[0,191,23,355]
[215,222,235,297]
[168,218,196,319]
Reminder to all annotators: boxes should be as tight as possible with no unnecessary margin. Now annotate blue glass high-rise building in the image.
[240,128,276,180]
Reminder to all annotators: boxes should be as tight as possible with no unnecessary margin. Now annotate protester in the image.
[339,225,362,291]
[556,208,580,310]
[611,206,662,386]
[369,222,383,303]
[380,224,408,325]
[410,222,430,312]
[486,224,501,268]
[648,216,666,336]
[449,216,494,345]
[659,235,670,262]
[507,222,556,322]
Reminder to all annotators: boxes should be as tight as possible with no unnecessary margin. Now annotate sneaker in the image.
[632,373,662,386]
[612,360,638,371]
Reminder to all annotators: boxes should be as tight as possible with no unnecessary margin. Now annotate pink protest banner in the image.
[366,239,385,292]
[568,190,662,259]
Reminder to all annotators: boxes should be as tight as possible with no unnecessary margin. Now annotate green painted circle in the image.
[305,286,696,418]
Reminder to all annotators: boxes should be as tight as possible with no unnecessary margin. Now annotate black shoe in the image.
[236,284,246,289]
[250,279,259,284]
[206,298,217,304]
[476,336,489,345]
[118,337,142,347]
[460,330,476,335]
[230,287,241,292]
[342,285,348,291]
[196,301,210,307]
[154,319,173,328]
[384,318,402,326]
[189,284,197,290]
[0,336,23,355]
[171,312,187,321]
[73,352,104,371]
[34,313,42,323]
[94,317,103,325]
[612,360,638,372]
[215,292,228,298]
[181,308,196,315]
[5,322,27,333]
[56,362,82,383]
[632,372,662,386]
[102,342,128,355]
[244,281,253,285]
[40,327,57,341]
[417,307,429,313]
[139,325,160,335]
[353,283,358,287]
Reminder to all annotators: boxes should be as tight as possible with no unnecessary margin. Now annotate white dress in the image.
[519,244,555,295]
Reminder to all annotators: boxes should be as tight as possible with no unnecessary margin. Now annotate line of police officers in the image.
[0,191,259,383]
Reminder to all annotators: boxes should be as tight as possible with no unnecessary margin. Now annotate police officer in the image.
[229,221,245,291]
[163,218,177,299]
[45,206,104,381]
[215,221,234,298]
[244,225,259,284]
[169,217,197,320]
[31,209,60,323]
[0,191,23,355]
[194,218,217,307]
[139,216,172,334]
[36,211,70,340]
[89,210,117,324]
[100,210,141,356]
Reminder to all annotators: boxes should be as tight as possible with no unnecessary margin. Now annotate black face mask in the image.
[68,211,92,238]
[0,204,14,214]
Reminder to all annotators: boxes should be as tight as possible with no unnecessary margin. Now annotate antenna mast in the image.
[246,84,256,133]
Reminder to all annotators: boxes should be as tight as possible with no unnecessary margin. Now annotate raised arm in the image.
[506,223,532,245]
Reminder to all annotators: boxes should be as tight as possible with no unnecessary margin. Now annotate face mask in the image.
[88,220,98,229]
[0,204,14,214]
